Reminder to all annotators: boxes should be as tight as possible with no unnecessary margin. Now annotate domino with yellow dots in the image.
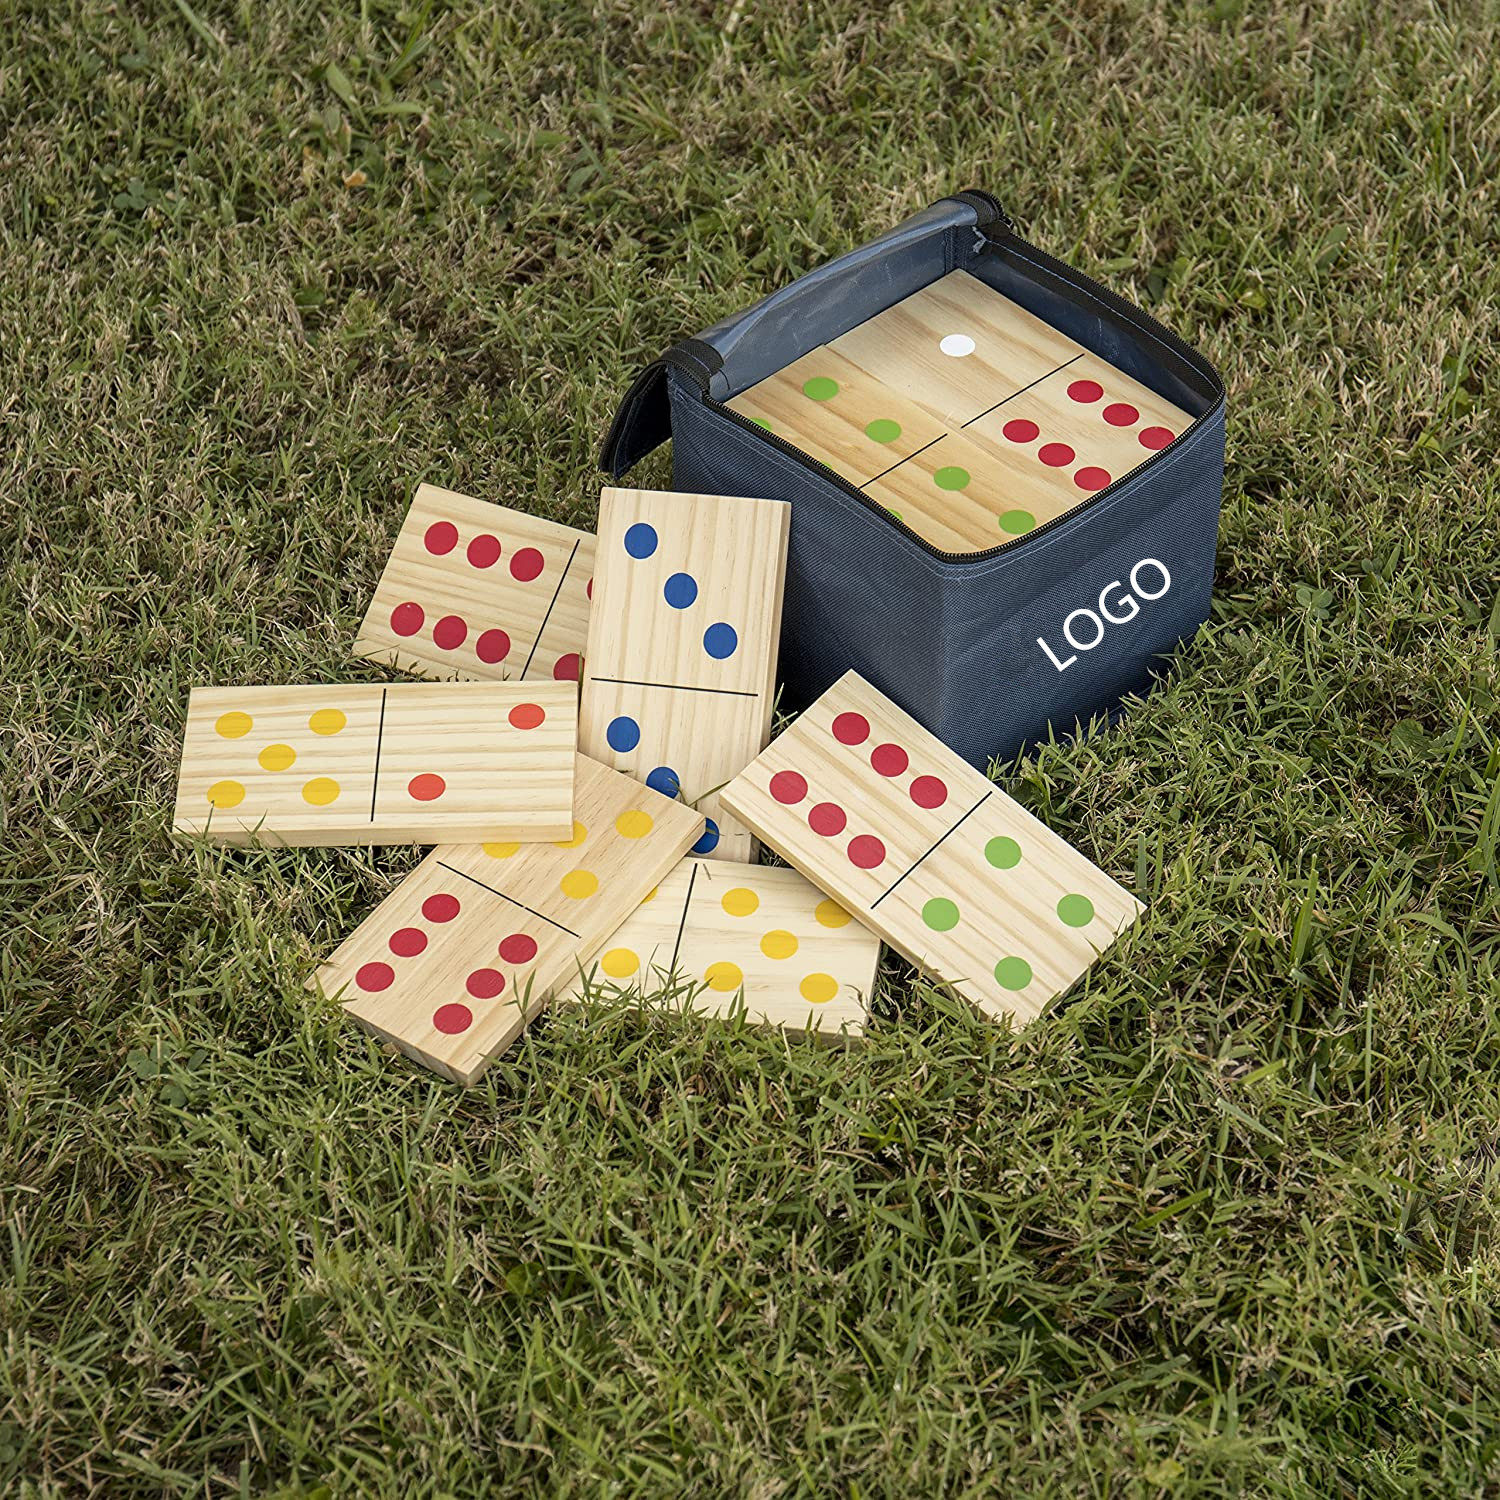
[563,857,879,1041]
[311,754,706,1084]
[172,682,576,846]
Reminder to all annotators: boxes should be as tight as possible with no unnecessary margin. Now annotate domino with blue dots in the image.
[579,487,790,863]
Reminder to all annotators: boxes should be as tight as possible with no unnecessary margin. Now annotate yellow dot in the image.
[615,808,654,839]
[483,841,520,860]
[258,742,296,772]
[814,899,852,929]
[704,961,744,993]
[641,886,658,903]
[215,711,252,739]
[560,869,598,899]
[760,929,799,960]
[600,948,640,979]
[302,777,341,806]
[553,820,588,849]
[206,779,245,809]
[800,973,838,1004]
[721,887,760,918]
[309,708,347,736]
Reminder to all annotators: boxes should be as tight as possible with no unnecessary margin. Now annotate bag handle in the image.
[599,190,1007,477]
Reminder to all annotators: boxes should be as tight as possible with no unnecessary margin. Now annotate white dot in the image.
[939,333,976,357]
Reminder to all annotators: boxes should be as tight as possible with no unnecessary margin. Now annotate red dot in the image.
[1002,418,1039,443]
[355,961,394,992]
[848,834,886,869]
[390,601,424,637]
[870,742,909,777]
[509,702,545,730]
[770,770,808,804]
[510,547,544,582]
[1038,442,1075,467]
[1103,402,1138,427]
[586,577,594,600]
[476,628,511,664]
[1068,379,1103,403]
[553,652,581,681]
[433,1003,472,1034]
[424,521,458,555]
[809,802,847,836]
[831,712,870,746]
[466,968,505,999]
[1139,426,1176,450]
[432,614,468,650]
[466,533,501,568]
[408,773,446,801]
[389,927,427,958]
[422,893,461,922]
[910,775,948,809]
[498,932,538,964]
[1074,467,1112,491]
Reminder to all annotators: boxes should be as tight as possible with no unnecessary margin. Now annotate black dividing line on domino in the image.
[436,862,581,938]
[520,538,581,679]
[871,790,993,909]
[668,860,700,973]
[587,676,760,699]
[369,687,388,821]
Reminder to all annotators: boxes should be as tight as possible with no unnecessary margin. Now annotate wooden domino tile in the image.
[173,682,576,846]
[354,484,596,684]
[579,487,790,864]
[720,672,1144,1026]
[964,353,1192,528]
[725,346,947,485]
[829,269,1083,426]
[561,858,878,1041]
[310,755,705,1084]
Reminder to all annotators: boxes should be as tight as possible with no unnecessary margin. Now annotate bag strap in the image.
[598,190,1006,478]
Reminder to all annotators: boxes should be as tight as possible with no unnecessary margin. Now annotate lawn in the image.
[4,1,1500,1494]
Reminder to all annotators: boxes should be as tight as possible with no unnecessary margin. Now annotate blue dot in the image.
[664,572,698,609]
[645,765,680,798]
[703,622,738,659]
[692,818,720,854]
[606,716,640,752]
[624,523,658,560]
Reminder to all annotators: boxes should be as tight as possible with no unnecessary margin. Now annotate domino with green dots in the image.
[721,671,1144,1028]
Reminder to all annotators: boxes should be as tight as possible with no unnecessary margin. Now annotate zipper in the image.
[704,225,1226,566]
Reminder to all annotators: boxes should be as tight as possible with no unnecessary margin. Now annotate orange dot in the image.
[509,702,545,730]
[407,773,446,801]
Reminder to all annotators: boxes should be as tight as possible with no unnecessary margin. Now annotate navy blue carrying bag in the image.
[600,190,1226,770]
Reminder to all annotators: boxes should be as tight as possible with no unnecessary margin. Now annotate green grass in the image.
[4,0,1500,1493]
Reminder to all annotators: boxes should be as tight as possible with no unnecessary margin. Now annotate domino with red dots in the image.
[560,858,879,1041]
[172,682,576,847]
[310,754,705,1084]
[579,487,790,864]
[355,484,596,684]
[720,672,1144,1027]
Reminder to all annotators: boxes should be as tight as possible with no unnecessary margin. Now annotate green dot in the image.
[865,417,902,443]
[999,510,1036,535]
[994,956,1032,990]
[922,897,960,932]
[802,376,839,401]
[985,836,1021,870]
[751,417,773,431]
[885,508,904,522]
[1057,894,1095,928]
[933,466,971,491]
